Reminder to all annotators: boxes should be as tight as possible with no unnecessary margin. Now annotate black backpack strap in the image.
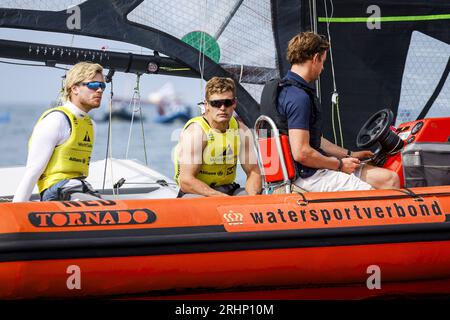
[260,78,289,135]
[282,79,315,96]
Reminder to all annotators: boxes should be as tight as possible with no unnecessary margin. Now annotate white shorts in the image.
[293,165,372,192]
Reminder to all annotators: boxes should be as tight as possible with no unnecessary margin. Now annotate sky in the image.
[0,28,203,107]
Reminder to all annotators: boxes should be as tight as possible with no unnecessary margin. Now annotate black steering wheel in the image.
[356,109,394,149]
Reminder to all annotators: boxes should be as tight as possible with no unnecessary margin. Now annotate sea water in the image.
[0,103,246,184]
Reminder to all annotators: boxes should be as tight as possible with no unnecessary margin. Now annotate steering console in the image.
[356,109,404,165]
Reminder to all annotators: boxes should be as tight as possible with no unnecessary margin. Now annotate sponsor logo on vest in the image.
[78,142,93,147]
[207,133,215,141]
[69,156,85,163]
[199,170,217,175]
[222,145,233,156]
[28,208,157,227]
[208,154,235,164]
[83,132,91,142]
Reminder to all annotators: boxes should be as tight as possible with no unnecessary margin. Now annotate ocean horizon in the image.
[0,102,247,185]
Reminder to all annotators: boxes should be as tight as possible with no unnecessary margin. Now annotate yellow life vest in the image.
[31,106,94,193]
[174,116,240,186]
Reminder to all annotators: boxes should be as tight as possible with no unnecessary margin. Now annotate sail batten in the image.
[319,14,450,23]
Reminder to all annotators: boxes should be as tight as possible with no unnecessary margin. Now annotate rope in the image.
[102,77,116,196]
[239,64,244,83]
[197,0,208,114]
[125,95,136,159]
[54,75,65,106]
[125,74,148,165]
[136,75,149,166]
[324,0,344,147]
[69,34,75,48]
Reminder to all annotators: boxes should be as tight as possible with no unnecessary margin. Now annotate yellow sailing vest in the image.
[31,106,94,193]
[174,116,240,186]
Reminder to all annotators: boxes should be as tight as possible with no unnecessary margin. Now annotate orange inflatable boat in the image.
[1,186,450,299]
[1,2,450,300]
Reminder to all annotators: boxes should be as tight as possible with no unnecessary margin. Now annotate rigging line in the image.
[324,0,336,92]
[239,64,244,83]
[69,34,75,48]
[125,79,138,160]
[323,0,337,144]
[312,0,318,34]
[241,3,271,24]
[324,0,344,146]
[311,0,321,105]
[122,182,178,186]
[109,79,116,197]
[324,0,337,145]
[55,74,65,106]
[102,77,115,195]
[309,0,314,30]
[198,0,208,111]
[136,74,149,166]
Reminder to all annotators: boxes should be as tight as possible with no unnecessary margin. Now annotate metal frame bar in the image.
[253,115,292,194]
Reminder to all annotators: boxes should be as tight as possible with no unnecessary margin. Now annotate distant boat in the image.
[148,83,193,124]
[99,101,145,122]
[153,104,191,124]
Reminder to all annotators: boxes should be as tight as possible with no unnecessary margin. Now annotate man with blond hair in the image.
[174,77,261,197]
[14,62,106,202]
[273,32,399,192]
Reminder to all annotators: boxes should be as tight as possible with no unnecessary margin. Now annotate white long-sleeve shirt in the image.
[13,102,96,202]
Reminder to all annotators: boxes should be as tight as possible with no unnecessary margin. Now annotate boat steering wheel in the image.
[356,109,394,149]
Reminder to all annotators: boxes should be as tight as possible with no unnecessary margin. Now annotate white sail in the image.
[397,31,450,125]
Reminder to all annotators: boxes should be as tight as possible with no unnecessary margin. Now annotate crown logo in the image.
[223,210,244,226]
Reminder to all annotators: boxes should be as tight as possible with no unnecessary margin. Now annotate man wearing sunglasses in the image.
[14,62,106,202]
[266,32,399,192]
[174,77,261,197]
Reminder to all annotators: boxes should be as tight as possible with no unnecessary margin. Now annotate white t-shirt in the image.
[13,102,96,202]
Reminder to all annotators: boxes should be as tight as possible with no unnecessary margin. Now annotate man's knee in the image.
[378,170,400,189]
[387,171,400,189]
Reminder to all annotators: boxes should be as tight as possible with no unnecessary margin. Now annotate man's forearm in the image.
[320,137,349,158]
[297,146,340,171]
[245,170,262,195]
[180,177,226,197]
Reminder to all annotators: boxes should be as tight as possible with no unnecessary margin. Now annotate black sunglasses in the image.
[208,98,236,108]
[81,81,106,91]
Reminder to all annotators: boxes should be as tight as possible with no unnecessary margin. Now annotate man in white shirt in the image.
[13,62,106,202]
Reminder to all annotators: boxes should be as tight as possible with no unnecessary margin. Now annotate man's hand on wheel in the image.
[350,150,374,160]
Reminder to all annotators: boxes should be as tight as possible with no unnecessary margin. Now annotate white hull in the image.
[0,158,178,201]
